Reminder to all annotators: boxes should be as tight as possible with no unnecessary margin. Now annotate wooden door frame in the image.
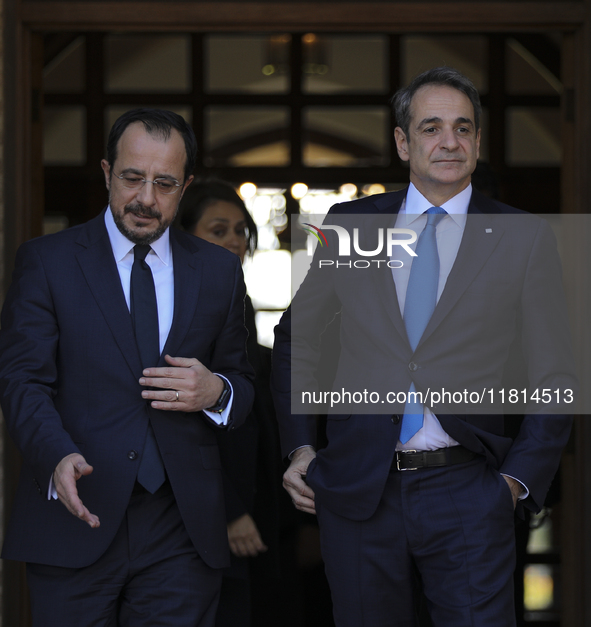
[4,2,591,625]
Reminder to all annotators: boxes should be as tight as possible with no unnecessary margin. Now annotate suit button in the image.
[391,415,400,424]
[408,362,418,371]
[128,450,138,460]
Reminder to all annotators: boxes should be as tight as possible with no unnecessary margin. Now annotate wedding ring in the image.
[175,391,179,402]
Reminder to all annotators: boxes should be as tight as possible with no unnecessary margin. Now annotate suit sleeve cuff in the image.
[289,445,317,460]
[48,474,58,500]
[501,473,529,501]
[202,374,233,426]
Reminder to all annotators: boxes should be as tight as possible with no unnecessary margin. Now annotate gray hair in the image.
[391,67,481,140]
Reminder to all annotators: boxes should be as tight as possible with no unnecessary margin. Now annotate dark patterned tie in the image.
[400,207,447,443]
[131,244,166,493]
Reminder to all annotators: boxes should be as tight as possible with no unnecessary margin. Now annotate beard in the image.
[112,201,177,245]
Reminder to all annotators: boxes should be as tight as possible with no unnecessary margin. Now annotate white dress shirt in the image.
[393,183,468,452]
[392,185,526,497]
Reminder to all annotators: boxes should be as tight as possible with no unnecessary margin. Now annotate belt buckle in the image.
[396,449,418,471]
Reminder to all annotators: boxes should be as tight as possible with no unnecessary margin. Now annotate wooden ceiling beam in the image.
[20,2,585,32]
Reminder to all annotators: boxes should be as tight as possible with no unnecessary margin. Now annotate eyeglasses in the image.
[113,172,182,195]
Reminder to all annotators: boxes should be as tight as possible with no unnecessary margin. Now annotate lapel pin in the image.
[485,228,492,233]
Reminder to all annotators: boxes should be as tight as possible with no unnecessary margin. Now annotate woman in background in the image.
[178,180,298,627]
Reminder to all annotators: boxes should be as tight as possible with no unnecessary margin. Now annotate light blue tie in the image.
[399,207,447,444]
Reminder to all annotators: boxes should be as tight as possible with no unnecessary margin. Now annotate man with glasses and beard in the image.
[0,109,254,627]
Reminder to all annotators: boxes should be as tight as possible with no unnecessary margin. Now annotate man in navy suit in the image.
[273,68,575,626]
[0,109,254,626]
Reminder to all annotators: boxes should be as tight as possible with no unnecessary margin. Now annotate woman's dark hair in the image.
[178,179,258,256]
[106,108,197,182]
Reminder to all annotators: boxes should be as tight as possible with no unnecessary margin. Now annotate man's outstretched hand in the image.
[53,453,100,528]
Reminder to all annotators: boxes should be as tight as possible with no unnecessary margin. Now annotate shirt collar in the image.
[104,206,171,265]
[403,182,472,228]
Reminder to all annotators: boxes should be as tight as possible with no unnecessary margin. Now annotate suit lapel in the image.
[160,229,203,361]
[417,192,505,349]
[75,212,143,377]
[368,191,409,345]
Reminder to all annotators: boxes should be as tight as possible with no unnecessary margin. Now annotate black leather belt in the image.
[393,446,477,471]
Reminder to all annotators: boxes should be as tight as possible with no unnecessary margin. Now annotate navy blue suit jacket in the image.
[273,188,575,520]
[0,211,254,568]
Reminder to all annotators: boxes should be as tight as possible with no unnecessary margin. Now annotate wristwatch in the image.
[206,376,231,413]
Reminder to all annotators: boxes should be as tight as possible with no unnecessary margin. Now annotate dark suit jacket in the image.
[0,211,254,569]
[272,188,575,521]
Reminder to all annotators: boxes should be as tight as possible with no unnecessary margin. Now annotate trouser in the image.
[317,457,517,627]
[27,481,222,627]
